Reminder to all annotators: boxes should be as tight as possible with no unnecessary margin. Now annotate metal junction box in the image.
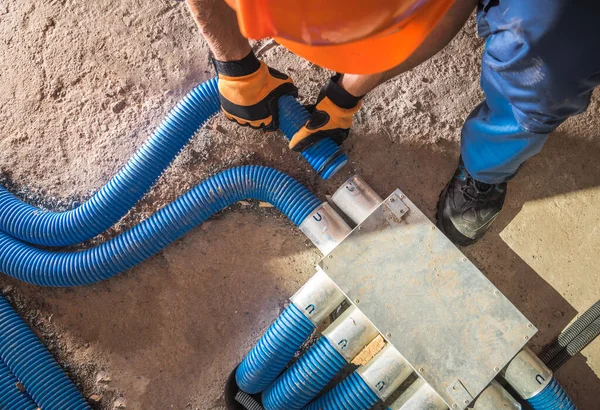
[318,190,537,409]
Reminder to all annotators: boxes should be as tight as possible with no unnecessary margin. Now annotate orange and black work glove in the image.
[289,75,362,152]
[214,51,298,132]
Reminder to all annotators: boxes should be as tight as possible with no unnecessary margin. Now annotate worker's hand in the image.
[289,75,362,152]
[214,51,297,132]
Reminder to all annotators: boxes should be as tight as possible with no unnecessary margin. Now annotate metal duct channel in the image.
[357,344,413,401]
[389,378,448,410]
[290,268,346,325]
[500,348,553,400]
[300,202,352,255]
[300,174,383,255]
[331,175,383,225]
[304,344,413,410]
[322,305,380,362]
[261,305,379,410]
[472,381,521,410]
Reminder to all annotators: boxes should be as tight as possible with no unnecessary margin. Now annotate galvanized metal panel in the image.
[320,189,536,409]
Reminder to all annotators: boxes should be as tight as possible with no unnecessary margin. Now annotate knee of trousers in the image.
[479,4,600,135]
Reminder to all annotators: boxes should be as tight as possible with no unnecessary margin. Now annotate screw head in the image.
[386,332,392,338]
[324,266,328,270]
[355,299,360,304]
[328,255,333,259]
[419,367,424,373]
[464,400,469,404]
[389,197,395,202]
[494,367,500,372]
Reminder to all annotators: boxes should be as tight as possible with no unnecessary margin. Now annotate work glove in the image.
[214,51,298,132]
[289,75,362,152]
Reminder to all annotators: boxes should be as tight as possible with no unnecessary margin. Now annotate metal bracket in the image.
[384,192,409,220]
[447,379,474,408]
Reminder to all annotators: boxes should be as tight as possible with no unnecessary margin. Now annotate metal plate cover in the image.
[319,190,536,409]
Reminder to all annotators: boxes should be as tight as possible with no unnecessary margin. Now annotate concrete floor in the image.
[0,0,599,409]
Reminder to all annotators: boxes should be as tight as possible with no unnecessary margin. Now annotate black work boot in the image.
[436,161,507,246]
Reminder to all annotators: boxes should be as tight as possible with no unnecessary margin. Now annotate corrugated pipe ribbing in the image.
[236,304,315,394]
[0,78,220,247]
[0,295,90,409]
[0,79,346,248]
[0,166,321,287]
[303,372,379,410]
[262,337,346,410]
[527,377,576,410]
[0,359,37,410]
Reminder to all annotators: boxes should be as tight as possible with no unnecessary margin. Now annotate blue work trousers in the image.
[462,0,600,183]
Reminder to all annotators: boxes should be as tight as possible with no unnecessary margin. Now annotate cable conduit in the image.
[0,166,320,287]
[0,79,346,248]
[236,304,315,394]
[539,300,600,366]
[261,337,347,410]
[235,391,265,410]
[0,295,90,409]
[547,317,600,372]
[526,377,576,410]
[303,371,379,410]
[0,359,37,410]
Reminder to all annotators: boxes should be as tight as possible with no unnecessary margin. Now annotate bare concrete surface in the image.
[0,0,599,408]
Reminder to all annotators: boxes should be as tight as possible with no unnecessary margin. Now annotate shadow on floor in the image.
[1,117,598,408]
[337,124,600,409]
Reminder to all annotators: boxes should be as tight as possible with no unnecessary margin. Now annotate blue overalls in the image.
[462,0,600,184]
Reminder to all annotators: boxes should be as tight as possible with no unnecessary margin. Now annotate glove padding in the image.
[289,75,362,152]
[214,51,297,132]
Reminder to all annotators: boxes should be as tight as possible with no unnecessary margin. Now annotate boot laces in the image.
[461,177,495,203]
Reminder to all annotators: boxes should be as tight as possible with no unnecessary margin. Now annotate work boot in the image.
[436,161,507,246]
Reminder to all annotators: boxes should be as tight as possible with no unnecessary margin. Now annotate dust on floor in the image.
[1,0,599,409]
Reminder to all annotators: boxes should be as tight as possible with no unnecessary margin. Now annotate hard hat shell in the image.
[225,0,455,74]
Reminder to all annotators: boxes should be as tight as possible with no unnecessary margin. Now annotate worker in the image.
[185,0,600,246]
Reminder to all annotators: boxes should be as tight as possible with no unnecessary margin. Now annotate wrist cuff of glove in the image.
[319,74,363,109]
[213,51,261,77]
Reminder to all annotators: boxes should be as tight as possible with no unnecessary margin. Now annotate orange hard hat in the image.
[224,0,455,74]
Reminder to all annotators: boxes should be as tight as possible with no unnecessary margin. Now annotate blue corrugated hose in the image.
[0,295,90,409]
[303,372,379,410]
[0,359,37,410]
[527,377,577,410]
[236,304,315,394]
[0,78,220,248]
[0,79,346,248]
[262,337,347,410]
[0,166,321,286]
[277,96,348,180]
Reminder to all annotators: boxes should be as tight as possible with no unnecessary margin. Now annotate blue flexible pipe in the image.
[0,359,37,410]
[0,78,220,248]
[0,166,321,286]
[278,96,348,180]
[236,304,315,394]
[262,337,347,410]
[303,372,379,410]
[0,295,90,409]
[527,377,576,410]
[0,80,346,248]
